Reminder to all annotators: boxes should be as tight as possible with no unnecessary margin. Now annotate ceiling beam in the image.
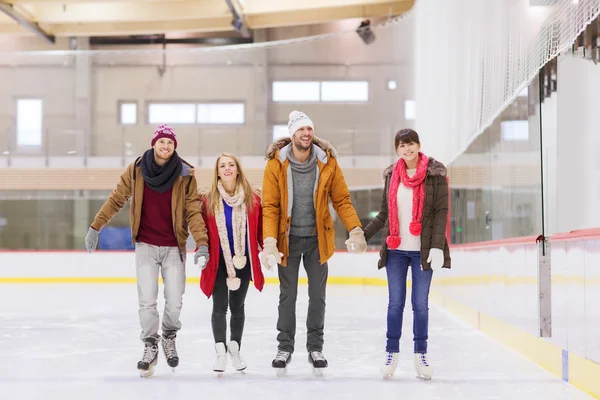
[0,1,54,42]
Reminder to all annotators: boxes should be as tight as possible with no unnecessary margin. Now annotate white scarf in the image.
[215,181,247,291]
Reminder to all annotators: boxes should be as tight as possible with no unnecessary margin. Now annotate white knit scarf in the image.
[215,181,247,291]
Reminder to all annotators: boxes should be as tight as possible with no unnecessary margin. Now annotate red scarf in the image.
[386,152,429,249]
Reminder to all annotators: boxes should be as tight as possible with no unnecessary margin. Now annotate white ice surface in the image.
[0,284,592,400]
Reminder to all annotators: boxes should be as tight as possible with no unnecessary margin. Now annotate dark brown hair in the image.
[394,129,420,149]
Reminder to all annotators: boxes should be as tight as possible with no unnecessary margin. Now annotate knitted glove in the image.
[259,237,283,270]
[85,227,99,253]
[427,248,444,271]
[194,245,209,270]
[344,227,367,253]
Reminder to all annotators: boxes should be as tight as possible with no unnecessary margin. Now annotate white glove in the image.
[196,256,207,270]
[427,248,444,271]
[194,245,209,270]
[259,237,283,271]
[344,227,367,253]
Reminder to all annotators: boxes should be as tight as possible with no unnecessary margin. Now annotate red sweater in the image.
[136,183,178,247]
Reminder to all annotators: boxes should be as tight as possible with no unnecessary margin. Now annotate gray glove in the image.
[85,226,99,253]
[194,245,209,270]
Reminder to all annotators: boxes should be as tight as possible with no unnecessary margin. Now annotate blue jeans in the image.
[385,250,433,354]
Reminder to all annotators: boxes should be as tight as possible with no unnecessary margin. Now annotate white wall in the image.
[556,55,600,232]
[0,20,415,161]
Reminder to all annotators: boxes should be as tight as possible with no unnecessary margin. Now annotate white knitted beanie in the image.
[288,110,314,137]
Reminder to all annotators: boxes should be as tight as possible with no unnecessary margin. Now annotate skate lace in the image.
[385,353,395,365]
[310,351,325,361]
[275,350,290,361]
[142,345,158,363]
[163,337,178,359]
[418,353,429,367]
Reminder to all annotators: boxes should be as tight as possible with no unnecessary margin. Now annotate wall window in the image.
[405,100,416,120]
[197,103,244,124]
[321,81,369,102]
[17,99,43,146]
[148,103,196,124]
[272,81,369,103]
[147,102,245,125]
[501,120,529,141]
[272,125,289,141]
[119,102,137,125]
[272,81,320,102]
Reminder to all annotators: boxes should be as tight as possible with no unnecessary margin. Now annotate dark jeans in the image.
[277,235,328,353]
[211,255,250,346]
[385,250,433,354]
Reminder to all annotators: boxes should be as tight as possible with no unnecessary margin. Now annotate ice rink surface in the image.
[0,283,592,400]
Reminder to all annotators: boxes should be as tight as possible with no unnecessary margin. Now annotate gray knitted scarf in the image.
[287,145,317,173]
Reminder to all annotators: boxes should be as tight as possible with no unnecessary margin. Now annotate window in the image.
[148,103,196,124]
[501,120,529,141]
[197,103,244,124]
[272,125,289,141]
[321,81,369,102]
[272,81,369,102]
[17,99,43,146]
[120,102,137,125]
[148,102,245,125]
[404,100,416,120]
[272,81,320,102]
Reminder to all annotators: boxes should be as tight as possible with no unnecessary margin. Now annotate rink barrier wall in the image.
[3,229,600,398]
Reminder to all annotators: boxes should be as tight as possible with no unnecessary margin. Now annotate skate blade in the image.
[416,373,432,380]
[275,368,287,377]
[312,367,324,377]
[139,367,155,378]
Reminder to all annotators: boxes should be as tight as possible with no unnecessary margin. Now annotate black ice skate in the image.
[272,350,292,376]
[137,340,159,378]
[308,351,328,377]
[161,334,179,371]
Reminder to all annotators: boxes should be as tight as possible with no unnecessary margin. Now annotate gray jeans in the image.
[277,235,328,353]
[135,242,186,343]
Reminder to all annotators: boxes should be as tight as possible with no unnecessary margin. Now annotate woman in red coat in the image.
[200,152,264,374]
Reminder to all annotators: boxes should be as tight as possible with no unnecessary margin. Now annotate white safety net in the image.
[413,0,600,165]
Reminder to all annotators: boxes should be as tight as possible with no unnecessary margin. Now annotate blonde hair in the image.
[208,152,255,215]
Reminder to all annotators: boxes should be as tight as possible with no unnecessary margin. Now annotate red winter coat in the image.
[199,192,265,298]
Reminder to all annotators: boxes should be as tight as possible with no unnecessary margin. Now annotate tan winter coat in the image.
[90,157,208,253]
[363,158,451,270]
[262,137,362,266]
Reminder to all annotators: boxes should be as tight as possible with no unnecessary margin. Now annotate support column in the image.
[73,37,92,163]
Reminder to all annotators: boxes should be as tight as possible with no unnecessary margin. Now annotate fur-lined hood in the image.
[382,157,447,179]
[265,136,338,162]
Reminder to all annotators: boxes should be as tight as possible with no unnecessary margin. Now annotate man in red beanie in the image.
[85,124,209,377]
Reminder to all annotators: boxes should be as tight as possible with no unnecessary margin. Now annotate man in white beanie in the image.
[261,110,367,374]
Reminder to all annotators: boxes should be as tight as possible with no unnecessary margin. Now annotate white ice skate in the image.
[380,352,399,378]
[414,353,434,380]
[137,342,159,378]
[214,342,227,374]
[228,341,247,372]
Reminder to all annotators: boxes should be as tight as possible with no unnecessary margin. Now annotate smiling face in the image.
[292,126,314,152]
[152,138,175,162]
[217,155,238,185]
[396,141,421,165]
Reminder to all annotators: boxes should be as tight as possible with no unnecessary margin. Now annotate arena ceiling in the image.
[0,0,414,43]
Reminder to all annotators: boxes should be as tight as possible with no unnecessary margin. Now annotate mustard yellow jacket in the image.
[261,137,361,266]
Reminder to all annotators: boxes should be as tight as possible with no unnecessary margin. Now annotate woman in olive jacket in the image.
[363,129,451,380]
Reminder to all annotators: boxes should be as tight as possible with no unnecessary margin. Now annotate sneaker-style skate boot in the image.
[228,341,247,371]
[380,352,399,378]
[272,350,292,376]
[414,353,434,380]
[308,351,328,376]
[161,333,179,370]
[137,340,159,378]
